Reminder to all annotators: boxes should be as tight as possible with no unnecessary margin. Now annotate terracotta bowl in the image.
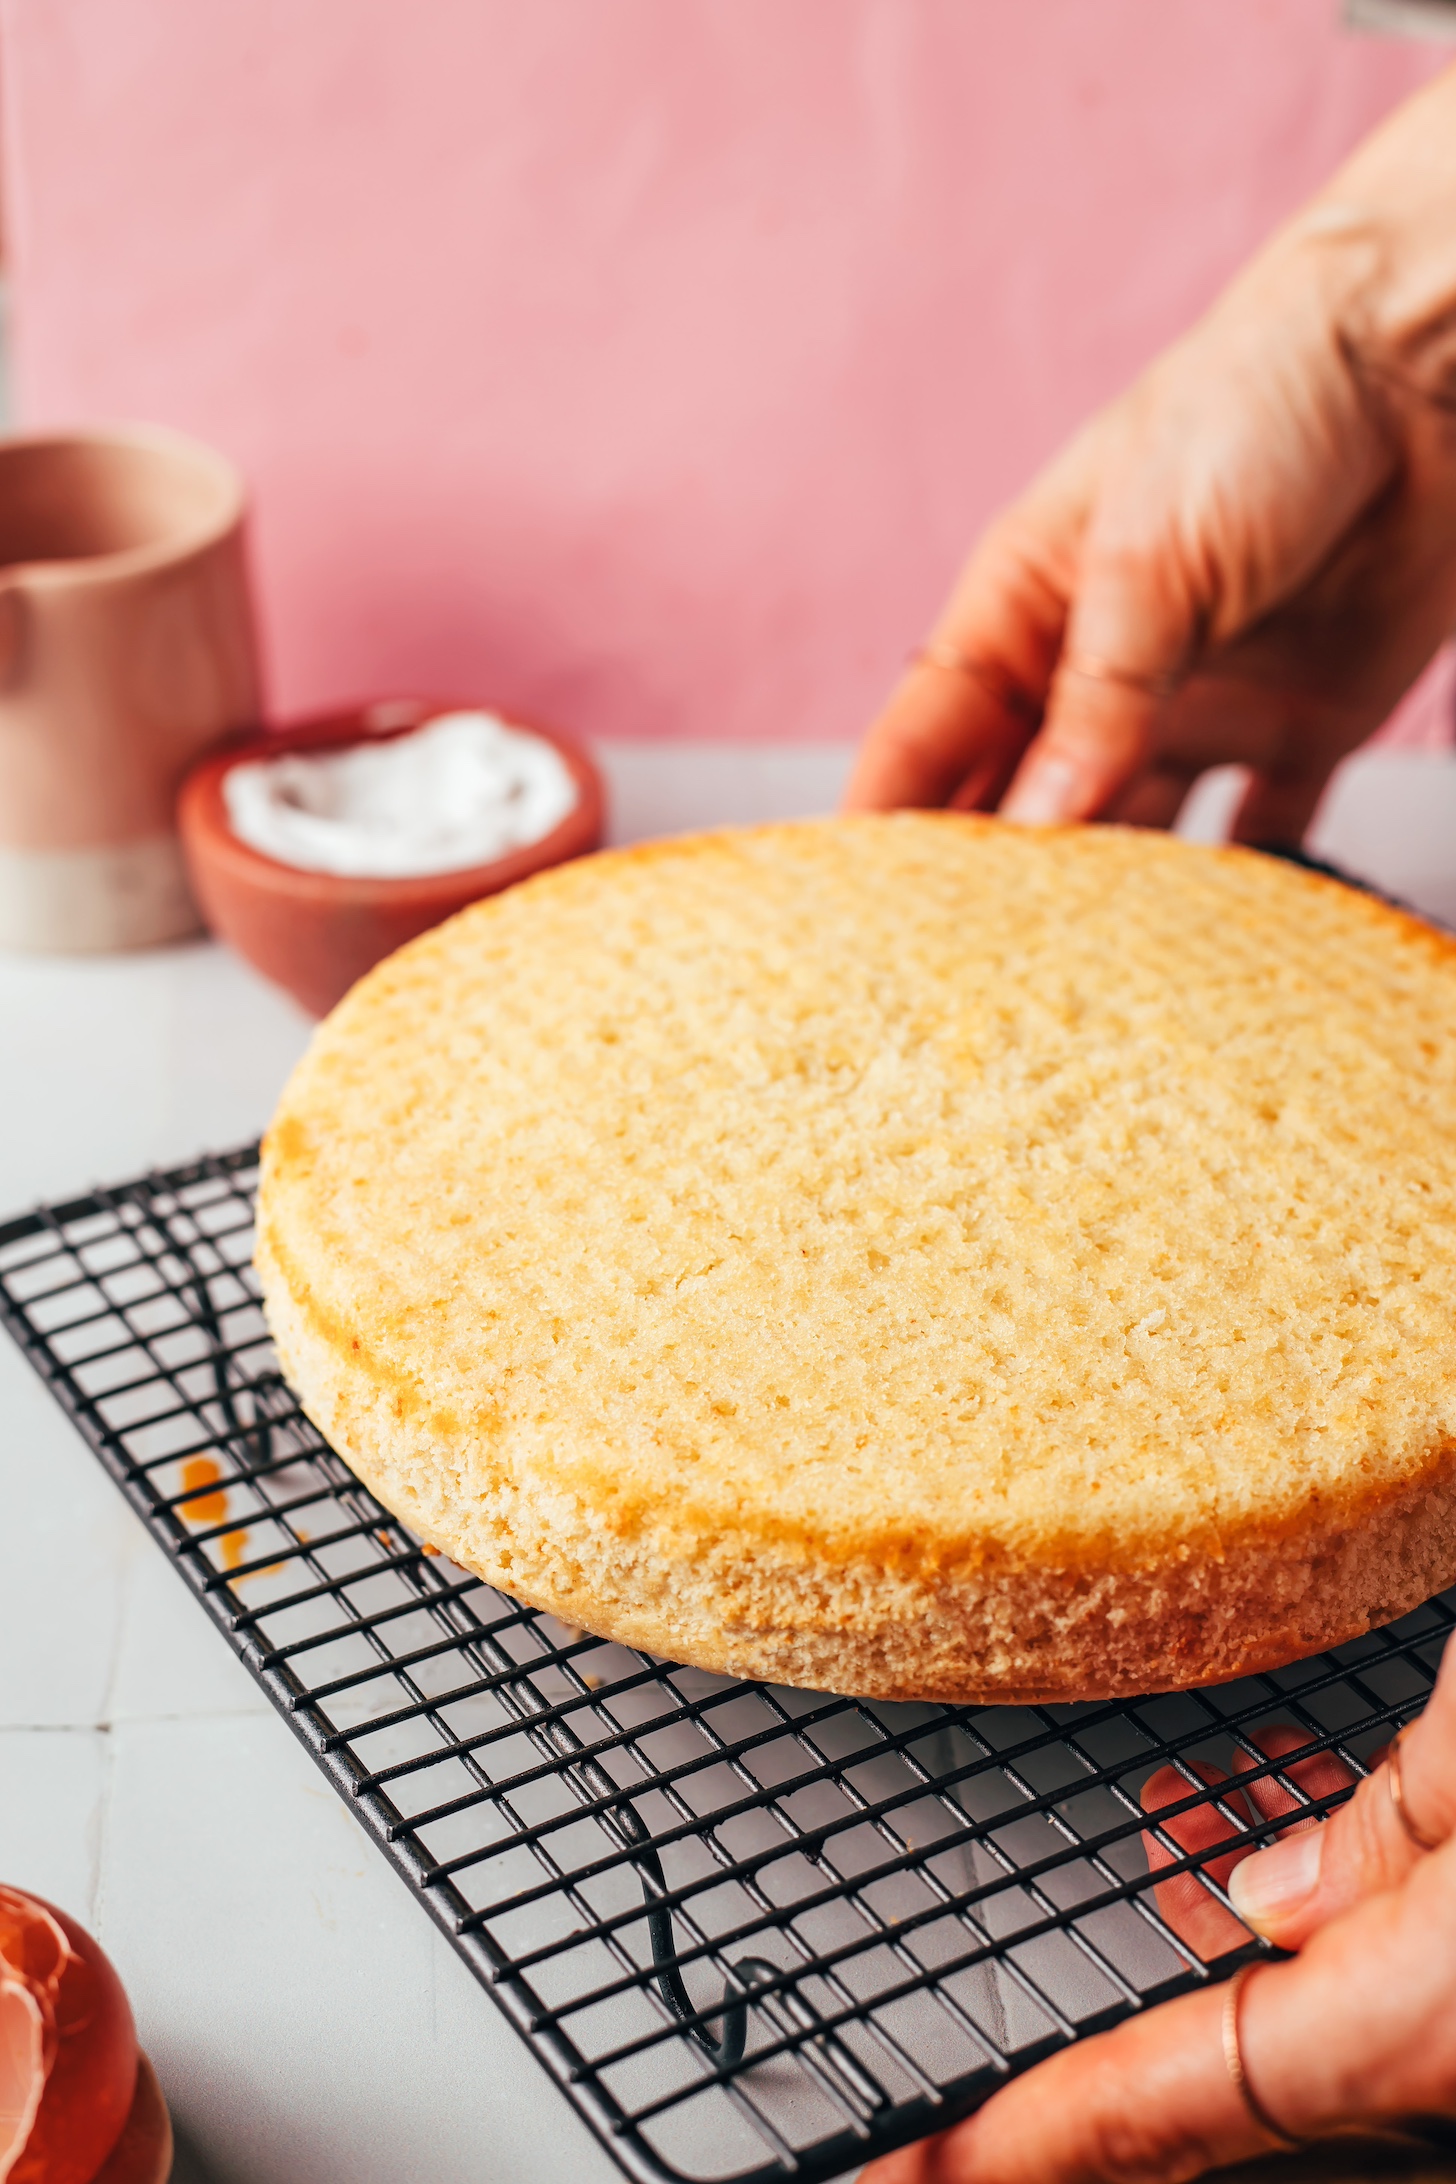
[178,697,605,1017]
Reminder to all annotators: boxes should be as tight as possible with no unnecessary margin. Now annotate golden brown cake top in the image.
[257,815,1456,1579]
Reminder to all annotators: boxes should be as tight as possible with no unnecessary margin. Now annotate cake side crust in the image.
[258,1235,1456,1702]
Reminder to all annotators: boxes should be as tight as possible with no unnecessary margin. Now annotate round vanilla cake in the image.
[255,816,1456,1700]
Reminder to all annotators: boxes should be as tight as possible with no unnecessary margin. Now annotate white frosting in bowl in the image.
[222,710,579,879]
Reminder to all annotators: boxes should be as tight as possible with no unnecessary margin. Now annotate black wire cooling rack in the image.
[0,1145,1449,2184]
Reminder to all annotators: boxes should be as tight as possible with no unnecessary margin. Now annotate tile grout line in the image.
[85,1722,114,1939]
[2,1707,273,1733]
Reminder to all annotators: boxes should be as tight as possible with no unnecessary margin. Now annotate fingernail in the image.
[1001,752,1084,826]
[1227,1826,1323,1934]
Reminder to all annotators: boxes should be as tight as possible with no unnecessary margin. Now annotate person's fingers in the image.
[1140,1761,1253,1959]
[857,1982,1265,2183]
[1233,1832,1456,2140]
[843,647,1037,814]
[1102,763,1199,831]
[863,1823,1456,2183]
[945,737,1026,815]
[999,676,1167,827]
[998,521,1200,826]
[845,432,1102,816]
[1137,1730,1360,1962]
[865,1664,1456,2182]
[1208,1726,1361,1952]
[1230,760,1342,848]
[1229,1642,1456,1948]
[1232,1724,1359,1830]
[1227,1751,1414,1951]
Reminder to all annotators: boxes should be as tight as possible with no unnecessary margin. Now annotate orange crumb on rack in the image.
[179,1455,249,1571]
[179,1455,227,1525]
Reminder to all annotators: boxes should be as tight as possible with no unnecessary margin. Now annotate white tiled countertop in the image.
[3,742,1456,2184]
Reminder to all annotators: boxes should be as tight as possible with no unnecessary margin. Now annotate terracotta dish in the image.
[178,698,604,1016]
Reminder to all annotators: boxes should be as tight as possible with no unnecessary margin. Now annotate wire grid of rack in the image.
[0,1145,1449,2184]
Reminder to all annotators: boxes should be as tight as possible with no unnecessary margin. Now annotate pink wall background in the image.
[0,1,1450,745]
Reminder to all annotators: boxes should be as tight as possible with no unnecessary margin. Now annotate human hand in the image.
[858,1636,1456,2182]
[844,65,1456,843]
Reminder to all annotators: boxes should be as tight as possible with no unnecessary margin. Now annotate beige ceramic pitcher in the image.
[0,425,261,950]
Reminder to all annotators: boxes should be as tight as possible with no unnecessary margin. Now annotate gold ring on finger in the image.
[908,642,1040,723]
[1222,1965,1304,2150]
[1060,650,1182,701]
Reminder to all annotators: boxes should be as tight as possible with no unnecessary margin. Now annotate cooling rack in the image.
[0,1145,1449,2184]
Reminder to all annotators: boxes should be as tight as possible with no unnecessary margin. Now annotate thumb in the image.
[999,543,1193,826]
[1229,1639,1456,1949]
